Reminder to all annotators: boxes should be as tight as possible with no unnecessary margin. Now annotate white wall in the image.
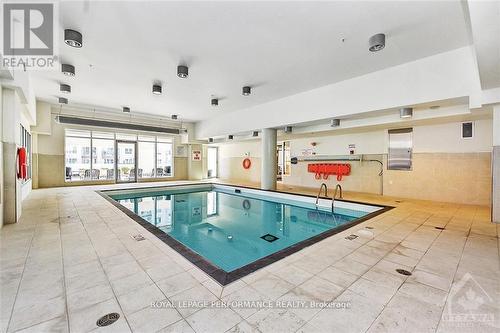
[289,130,386,156]
[217,119,493,194]
[217,141,262,158]
[196,46,482,138]
[413,119,492,153]
[218,119,493,159]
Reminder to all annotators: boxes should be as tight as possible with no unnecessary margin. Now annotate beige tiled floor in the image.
[1,181,499,333]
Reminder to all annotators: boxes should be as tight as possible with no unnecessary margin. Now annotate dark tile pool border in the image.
[97,183,393,285]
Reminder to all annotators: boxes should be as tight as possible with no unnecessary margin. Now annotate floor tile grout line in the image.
[294,208,448,333]
[95,202,200,332]
[58,202,72,333]
[73,204,135,333]
[5,218,38,333]
[292,211,410,332]
[6,183,495,333]
[94,192,250,330]
[433,219,496,331]
[363,210,470,333]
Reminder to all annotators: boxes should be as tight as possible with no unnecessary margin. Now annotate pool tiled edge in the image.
[97,184,393,285]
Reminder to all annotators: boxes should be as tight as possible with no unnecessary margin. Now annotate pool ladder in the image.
[316,183,343,213]
[315,183,328,207]
[331,184,343,213]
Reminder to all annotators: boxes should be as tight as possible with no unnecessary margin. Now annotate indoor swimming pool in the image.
[102,184,387,284]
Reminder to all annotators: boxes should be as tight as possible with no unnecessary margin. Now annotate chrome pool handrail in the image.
[315,183,328,206]
[331,184,343,213]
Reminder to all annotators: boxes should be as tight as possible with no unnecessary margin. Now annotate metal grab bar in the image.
[315,183,328,206]
[331,184,343,213]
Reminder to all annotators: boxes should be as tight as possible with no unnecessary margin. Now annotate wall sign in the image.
[176,146,186,157]
[192,150,201,161]
[301,148,314,156]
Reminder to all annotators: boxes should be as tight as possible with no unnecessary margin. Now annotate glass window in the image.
[65,136,91,181]
[92,131,114,139]
[138,135,155,142]
[138,141,155,178]
[64,130,176,182]
[66,129,91,137]
[116,133,137,141]
[157,136,172,143]
[92,139,115,180]
[156,142,173,177]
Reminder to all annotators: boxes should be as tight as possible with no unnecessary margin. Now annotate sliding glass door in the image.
[207,147,217,178]
[116,141,137,183]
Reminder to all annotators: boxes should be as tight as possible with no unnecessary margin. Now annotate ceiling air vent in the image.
[55,115,180,134]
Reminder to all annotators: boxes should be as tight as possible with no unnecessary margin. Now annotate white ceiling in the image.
[32,1,471,122]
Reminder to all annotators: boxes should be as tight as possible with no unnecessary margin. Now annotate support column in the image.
[493,105,500,223]
[2,88,22,225]
[261,128,277,190]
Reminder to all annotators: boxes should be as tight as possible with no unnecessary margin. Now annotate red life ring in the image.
[242,158,251,169]
[16,147,28,180]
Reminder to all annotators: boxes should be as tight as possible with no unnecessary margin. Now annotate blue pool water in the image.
[111,188,369,272]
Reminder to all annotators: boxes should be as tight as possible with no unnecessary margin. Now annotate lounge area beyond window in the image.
[65,129,173,182]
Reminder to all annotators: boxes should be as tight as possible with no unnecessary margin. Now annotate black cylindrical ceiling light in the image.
[369,33,385,52]
[331,119,340,127]
[208,138,214,143]
[228,135,234,140]
[252,131,259,137]
[123,106,131,113]
[64,29,82,48]
[58,97,68,104]
[152,84,162,95]
[400,107,413,118]
[171,114,178,120]
[60,84,71,94]
[61,64,75,76]
[211,98,218,106]
[242,86,251,96]
[284,126,292,133]
[177,65,188,78]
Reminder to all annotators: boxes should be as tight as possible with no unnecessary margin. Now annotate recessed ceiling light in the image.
[369,33,385,52]
[331,119,340,127]
[64,29,82,48]
[284,126,292,133]
[211,98,218,106]
[177,65,188,78]
[242,86,251,96]
[252,131,259,137]
[228,135,234,140]
[123,106,130,113]
[400,107,413,118]
[152,84,162,95]
[171,114,178,120]
[60,84,71,94]
[61,64,75,76]
[58,97,68,104]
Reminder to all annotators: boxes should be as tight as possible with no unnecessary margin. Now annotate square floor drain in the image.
[260,234,279,243]
[132,234,146,241]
